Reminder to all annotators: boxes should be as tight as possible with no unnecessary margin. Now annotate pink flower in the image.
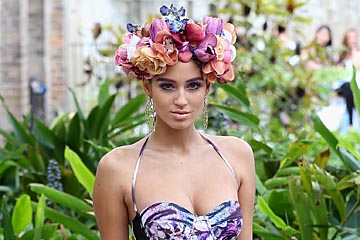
[223,23,237,45]
[178,44,193,62]
[137,37,151,48]
[123,33,133,44]
[114,44,131,68]
[185,23,205,44]
[221,39,233,63]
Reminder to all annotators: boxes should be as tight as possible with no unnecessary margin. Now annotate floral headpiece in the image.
[114,4,237,83]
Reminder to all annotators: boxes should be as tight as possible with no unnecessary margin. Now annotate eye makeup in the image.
[187,80,203,90]
[156,77,204,91]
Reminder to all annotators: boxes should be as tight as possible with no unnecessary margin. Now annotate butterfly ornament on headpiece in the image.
[114,4,237,84]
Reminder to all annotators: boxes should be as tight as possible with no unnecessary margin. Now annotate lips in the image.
[172,110,192,114]
[170,110,193,120]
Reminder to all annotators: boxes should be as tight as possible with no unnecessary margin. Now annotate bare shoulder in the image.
[97,146,129,176]
[93,139,147,237]
[204,134,253,161]
[93,138,147,218]
[94,137,149,195]
[203,134,255,180]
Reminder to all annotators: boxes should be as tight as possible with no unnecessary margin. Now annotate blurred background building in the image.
[1,0,360,130]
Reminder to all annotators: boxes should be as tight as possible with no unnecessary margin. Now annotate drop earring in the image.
[145,97,156,132]
[203,96,208,130]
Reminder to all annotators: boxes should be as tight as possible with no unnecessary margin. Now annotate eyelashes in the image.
[158,81,203,90]
[188,82,203,90]
[159,83,174,90]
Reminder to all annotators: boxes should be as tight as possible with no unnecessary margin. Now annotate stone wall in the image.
[21,0,45,121]
[0,0,67,130]
[0,0,22,129]
[45,0,68,119]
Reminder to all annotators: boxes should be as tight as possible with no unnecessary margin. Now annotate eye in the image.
[159,83,175,90]
[187,82,202,90]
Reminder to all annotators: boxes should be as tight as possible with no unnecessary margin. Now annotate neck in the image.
[147,126,204,153]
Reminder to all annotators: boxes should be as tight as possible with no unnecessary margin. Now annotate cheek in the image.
[152,99,166,111]
[193,96,206,111]
[151,93,174,112]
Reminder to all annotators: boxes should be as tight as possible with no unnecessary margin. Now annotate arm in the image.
[236,141,256,240]
[93,151,130,240]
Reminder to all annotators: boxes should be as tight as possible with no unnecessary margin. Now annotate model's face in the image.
[145,60,209,130]
[316,28,331,46]
[346,31,358,49]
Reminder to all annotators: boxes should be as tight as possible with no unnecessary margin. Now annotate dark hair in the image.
[315,25,332,47]
[277,25,286,34]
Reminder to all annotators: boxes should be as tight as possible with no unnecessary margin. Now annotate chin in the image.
[168,122,193,130]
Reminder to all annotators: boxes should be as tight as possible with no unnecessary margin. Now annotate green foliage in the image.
[350,66,360,114]
[34,194,46,240]
[0,79,145,239]
[1,196,15,240]
[212,1,360,239]
[64,147,95,197]
[12,194,32,236]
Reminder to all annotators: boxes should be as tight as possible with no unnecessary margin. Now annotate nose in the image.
[174,89,188,106]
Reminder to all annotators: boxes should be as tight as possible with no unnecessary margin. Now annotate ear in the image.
[142,79,152,97]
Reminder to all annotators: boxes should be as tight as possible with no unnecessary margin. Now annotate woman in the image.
[93,4,256,240]
[336,28,360,130]
[315,25,332,48]
[301,24,335,69]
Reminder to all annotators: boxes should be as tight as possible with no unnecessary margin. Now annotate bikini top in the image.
[130,133,243,240]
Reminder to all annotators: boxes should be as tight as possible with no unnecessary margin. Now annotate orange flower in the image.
[131,46,168,76]
[202,60,235,83]
[152,42,179,66]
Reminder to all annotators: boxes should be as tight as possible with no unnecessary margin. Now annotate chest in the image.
[132,151,238,215]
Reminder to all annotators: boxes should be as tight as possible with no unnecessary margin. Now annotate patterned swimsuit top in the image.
[131,133,243,240]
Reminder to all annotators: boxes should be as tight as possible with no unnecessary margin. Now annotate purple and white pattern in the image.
[140,200,242,240]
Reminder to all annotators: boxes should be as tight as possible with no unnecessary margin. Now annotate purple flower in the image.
[149,18,168,42]
[160,4,186,18]
[169,20,188,33]
[204,16,223,35]
[194,33,217,62]
[126,23,141,33]
[160,4,188,33]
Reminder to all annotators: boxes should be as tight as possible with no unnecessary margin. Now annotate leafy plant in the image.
[0,80,145,239]
[211,1,360,239]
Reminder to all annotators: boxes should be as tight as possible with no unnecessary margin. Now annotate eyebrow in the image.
[156,77,204,83]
